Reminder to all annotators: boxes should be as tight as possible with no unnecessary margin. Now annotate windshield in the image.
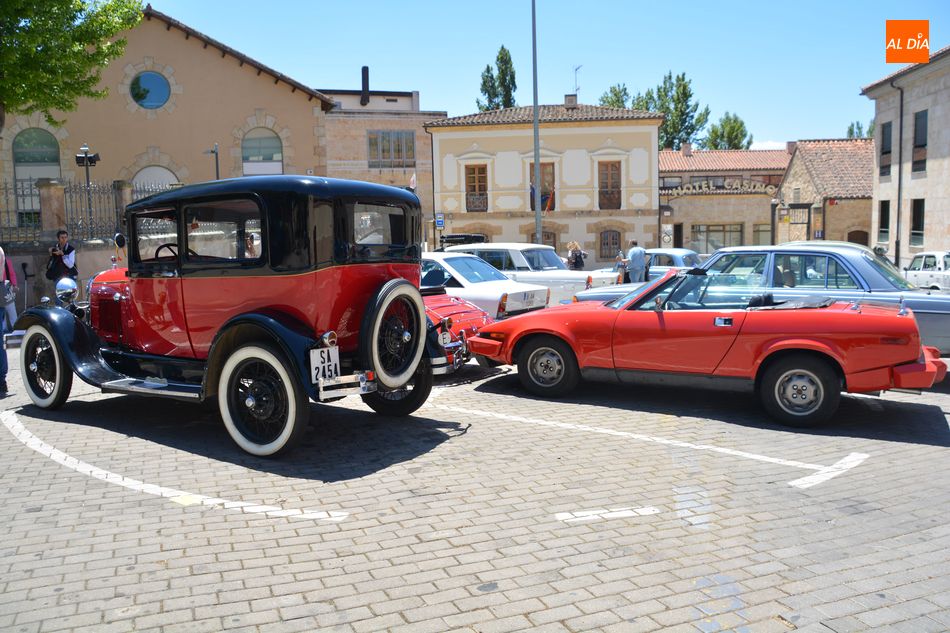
[523,248,567,271]
[863,252,915,289]
[445,256,509,283]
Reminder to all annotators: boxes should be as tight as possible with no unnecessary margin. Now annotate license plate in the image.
[310,347,341,383]
[438,331,452,346]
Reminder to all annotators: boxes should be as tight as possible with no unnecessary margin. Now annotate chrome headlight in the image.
[55,277,79,305]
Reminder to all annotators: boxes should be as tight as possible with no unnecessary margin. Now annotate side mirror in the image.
[903,267,908,271]
[654,296,664,311]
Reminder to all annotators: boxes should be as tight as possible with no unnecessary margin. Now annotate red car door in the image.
[124,208,194,357]
[611,275,748,374]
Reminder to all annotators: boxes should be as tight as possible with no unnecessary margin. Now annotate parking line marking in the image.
[1,411,348,522]
[429,404,869,488]
[556,506,661,523]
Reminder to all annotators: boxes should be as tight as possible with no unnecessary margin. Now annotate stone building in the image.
[862,44,950,267]
[424,98,663,264]
[319,67,446,216]
[658,145,791,252]
[775,139,873,245]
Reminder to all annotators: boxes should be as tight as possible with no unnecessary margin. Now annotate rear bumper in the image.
[893,346,947,389]
[469,337,505,362]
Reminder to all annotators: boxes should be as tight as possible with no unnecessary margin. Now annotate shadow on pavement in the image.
[15,394,470,482]
[472,370,950,448]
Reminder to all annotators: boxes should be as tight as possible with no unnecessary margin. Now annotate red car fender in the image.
[750,338,847,379]
[507,326,582,365]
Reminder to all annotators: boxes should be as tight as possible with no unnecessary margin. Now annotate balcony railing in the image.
[466,192,488,212]
[598,189,621,210]
[530,191,555,212]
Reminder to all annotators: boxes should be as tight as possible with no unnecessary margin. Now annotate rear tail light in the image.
[497,293,508,319]
[366,370,375,381]
[585,275,593,289]
[616,273,623,284]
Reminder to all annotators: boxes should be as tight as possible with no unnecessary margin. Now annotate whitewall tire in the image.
[20,324,73,409]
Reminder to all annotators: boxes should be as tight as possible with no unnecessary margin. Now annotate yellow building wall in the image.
[1,16,328,188]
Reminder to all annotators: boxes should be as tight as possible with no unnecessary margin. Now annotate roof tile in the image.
[424,104,662,127]
[659,149,790,172]
[793,139,874,199]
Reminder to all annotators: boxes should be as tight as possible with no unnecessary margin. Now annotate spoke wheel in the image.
[218,344,308,457]
[759,354,840,427]
[517,335,580,397]
[20,324,72,409]
[360,280,426,389]
[361,358,433,416]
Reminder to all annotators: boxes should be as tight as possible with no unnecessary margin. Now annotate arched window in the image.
[13,128,61,226]
[242,128,283,175]
[599,229,620,259]
[132,165,178,186]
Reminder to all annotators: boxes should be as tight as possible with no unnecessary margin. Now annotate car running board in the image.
[101,377,202,401]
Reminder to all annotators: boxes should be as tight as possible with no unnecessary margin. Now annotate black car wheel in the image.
[20,324,73,409]
[361,358,433,416]
[360,279,426,389]
[518,335,580,397]
[218,344,309,457]
[759,354,840,427]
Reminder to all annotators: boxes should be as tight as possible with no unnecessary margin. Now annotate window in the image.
[523,248,565,270]
[421,260,460,288]
[922,255,937,270]
[750,174,784,186]
[908,255,923,271]
[444,256,509,283]
[705,252,767,287]
[465,165,488,212]
[598,161,621,210]
[912,110,927,172]
[911,199,925,246]
[242,128,283,175]
[184,199,263,262]
[475,249,514,271]
[772,255,858,290]
[945,255,950,271]
[880,121,892,177]
[367,130,415,168]
[877,201,890,243]
[689,176,725,188]
[130,71,170,109]
[660,176,682,188]
[540,231,557,251]
[530,163,555,211]
[690,223,743,253]
[599,230,621,259]
[12,128,61,227]
[651,254,674,267]
[132,165,178,187]
[134,209,179,264]
[753,224,771,245]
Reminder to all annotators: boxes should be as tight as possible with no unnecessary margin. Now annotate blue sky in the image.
[150,0,947,148]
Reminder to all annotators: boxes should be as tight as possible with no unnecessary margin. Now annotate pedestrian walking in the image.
[46,229,78,281]
[566,240,587,271]
[0,245,10,396]
[618,239,647,283]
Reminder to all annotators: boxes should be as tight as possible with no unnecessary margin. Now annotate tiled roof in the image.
[659,149,790,173]
[142,5,334,109]
[792,139,874,199]
[424,104,662,128]
[861,44,950,94]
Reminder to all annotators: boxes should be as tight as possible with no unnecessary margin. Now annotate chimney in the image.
[564,94,578,109]
[360,66,370,106]
[786,141,797,154]
[681,142,692,157]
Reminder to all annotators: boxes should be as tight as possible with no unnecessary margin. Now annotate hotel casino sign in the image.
[666,178,778,196]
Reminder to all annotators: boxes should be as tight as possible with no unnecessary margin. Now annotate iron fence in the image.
[64,180,119,241]
[132,181,175,201]
[0,180,43,243]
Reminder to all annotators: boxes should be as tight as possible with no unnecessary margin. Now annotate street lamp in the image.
[203,143,220,180]
[74,143,100,220]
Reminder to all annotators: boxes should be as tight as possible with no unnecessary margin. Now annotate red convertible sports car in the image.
[469,270,946,426]
[423,288,493,373]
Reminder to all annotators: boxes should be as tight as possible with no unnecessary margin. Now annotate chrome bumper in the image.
[432,340,465,375]
[317,372,377,400]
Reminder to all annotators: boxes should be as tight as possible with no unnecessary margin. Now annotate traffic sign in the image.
[435,212,445,229]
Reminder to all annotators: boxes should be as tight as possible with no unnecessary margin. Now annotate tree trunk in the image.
[0,103,6,141]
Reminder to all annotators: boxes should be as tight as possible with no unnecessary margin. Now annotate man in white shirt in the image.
[619,239,647,283]
[49,229,78,279]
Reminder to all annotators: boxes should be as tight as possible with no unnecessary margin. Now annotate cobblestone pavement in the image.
[1,349,949,633]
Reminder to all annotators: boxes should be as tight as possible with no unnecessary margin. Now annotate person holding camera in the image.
[47,229,78,281]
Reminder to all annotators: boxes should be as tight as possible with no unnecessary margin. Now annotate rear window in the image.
[335,201,419,263]
[445,256,508,283]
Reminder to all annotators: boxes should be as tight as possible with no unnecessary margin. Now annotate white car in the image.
[445,242,620,305]
[904,251,950,290]
[421,252,549,319]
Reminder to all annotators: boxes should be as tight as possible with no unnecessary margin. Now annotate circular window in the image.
[130,71,171,109]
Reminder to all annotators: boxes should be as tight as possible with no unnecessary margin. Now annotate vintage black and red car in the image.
[16,176,437,456]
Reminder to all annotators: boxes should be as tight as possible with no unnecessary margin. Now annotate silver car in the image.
[576,241,950,354]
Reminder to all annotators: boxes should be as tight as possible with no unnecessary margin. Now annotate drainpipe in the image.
[890,79,904,268]
[425,126,436,250]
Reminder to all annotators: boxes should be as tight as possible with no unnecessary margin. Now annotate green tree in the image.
[0,0,143,138]
[477,45,516,111]
[598,83,630,108]
[704,112,753,149]
[630,72,710,150]
[495,45,516,108]
[846,121,865,138]
[476,64,499,111]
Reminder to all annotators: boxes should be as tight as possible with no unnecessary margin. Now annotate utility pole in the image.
[531,0,542,245]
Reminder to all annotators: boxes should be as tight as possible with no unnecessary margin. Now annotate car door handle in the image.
[157,270,178,278]
[714,317,733,327]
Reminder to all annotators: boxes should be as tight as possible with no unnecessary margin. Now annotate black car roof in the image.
[127,175,420,212]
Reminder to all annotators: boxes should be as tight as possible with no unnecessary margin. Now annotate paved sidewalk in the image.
[1,350,949,632]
